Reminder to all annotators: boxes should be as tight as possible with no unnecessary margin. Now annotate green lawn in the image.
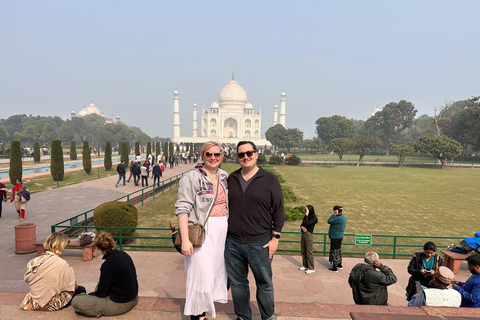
[135,164,479,255]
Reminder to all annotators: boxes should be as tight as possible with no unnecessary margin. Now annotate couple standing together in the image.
[175,141,284,320]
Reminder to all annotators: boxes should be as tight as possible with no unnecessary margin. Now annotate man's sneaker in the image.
[329,267,338,273]
[115,184,118,188]
[299,266,307,271]
[305,269,315,274]
[338,265,343,270]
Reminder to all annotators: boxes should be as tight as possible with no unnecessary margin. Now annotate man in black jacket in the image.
[225,141,284,320]
[348,252,397,305]
[115,161,126,187]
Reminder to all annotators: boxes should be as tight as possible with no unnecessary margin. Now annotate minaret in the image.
[279,91,286,127]
[173,89,180,139]
[192,103,198,138]
[273,104,278,125]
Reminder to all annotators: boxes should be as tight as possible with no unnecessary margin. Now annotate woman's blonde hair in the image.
[200,141,222,155]
[43,232,70,255]
[94,232,116,253]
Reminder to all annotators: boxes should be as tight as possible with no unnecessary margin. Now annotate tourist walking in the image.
[116,160,126,188]
[175,141,229,320]
[226,141,284,320]
[126,160,134,183]
[405,241,444,301]
[72,232,138,317]
[21,233,86,311]
[299,204,318,274]
[152,161,162,187]
[11,179,27,221]
[327,205,346,273]
[0,182,7,219]
[132,161,141,186]
[140,163,148,187]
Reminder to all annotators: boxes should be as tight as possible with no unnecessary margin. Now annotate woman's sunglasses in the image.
[205,152,222,159]
[237,150,257,159]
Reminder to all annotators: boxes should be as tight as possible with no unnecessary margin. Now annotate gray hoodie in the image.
[175,164,228,231]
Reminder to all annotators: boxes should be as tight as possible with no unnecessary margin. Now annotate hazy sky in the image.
[1,1,479,139]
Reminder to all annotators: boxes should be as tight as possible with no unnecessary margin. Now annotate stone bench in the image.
[441,250,475,273]
[34,238,98,261]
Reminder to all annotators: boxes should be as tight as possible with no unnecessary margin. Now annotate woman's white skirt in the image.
[184,215,228,317]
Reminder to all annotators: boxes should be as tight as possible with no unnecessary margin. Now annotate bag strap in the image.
[202,177,220,228]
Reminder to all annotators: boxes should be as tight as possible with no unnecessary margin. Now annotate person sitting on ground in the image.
[20,233,86,311]
[448,232,480,254]
[452,253,480,308]
[72,232,138,317]
[348,251,397,305]
[408,266,461,307]
[406,241,444,301]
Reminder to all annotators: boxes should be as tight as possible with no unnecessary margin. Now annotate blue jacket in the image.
[327,214,346,239]
[454,273,480,308]
[464,232,480,251]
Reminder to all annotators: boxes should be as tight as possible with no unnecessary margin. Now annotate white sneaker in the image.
[305,269,315,274]
[299,266,307,271]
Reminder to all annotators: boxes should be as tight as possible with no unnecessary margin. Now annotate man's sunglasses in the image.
[205,152,222,158]
[237,150,257,159]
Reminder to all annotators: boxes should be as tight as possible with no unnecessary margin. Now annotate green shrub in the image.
[263,166,285,183]
[94,201,138,237]
[169,142,174,157]
[104,141,112,171]
[33,142,41,163]
[70,141,77,160]
[82,140,92,174]
[282,185,297,202]
[155,142,161,158]
[287,155,302,166]
[50,140,64,181]
[135,142,140,156]
[284,205,306,221]
[265,149,272,155]
[163,142,168,158]
[120,141,129,164]
[9,140,22,184]
[269,155,282,165]
[146,142,151,157]
[257,154,267,165]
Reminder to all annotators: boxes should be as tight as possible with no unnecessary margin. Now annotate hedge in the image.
[94,201,138,237]
[70,141,77,160]
[120,141,129,164]
[104,141,112,171]
[33,142,40,163]
[9,140,22,184]
[82,140,92,174]
[50,140,64,181]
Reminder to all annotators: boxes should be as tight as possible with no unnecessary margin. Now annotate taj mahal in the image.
[172,77,286,146]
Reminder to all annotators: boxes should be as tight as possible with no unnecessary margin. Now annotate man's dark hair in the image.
[423,241,436,251]
[467,253,480,267]
[236,141,257,152]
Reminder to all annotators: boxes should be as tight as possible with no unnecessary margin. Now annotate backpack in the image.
[20,190,30,202]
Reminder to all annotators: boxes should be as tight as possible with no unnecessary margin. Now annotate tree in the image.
[104,141,112,171]
[137,132,151,146]
[265,124,287,148]
[120,141,129,164]
[365,100,417,155]
[315,115,354,145]
[327,138,352,161]
[351,136,381,167]
[448,97,480,152]
[82,141,92,174]
[169,142,174,157]
[405,114,435,141]
[9,140,22,184]
[33,142,41,163]
[303,137,324,154]
[415,134,462,169]
[50,140,64,181]
[146,142,151,157]
[135,142,140,156]
[70,141,77,160]
[284,128,304,152]
[155,142,161,158]
[391,144,415,167]
[163,142,168,158]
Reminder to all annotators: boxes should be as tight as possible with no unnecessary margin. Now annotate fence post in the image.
[152,184,155,200]
[162,181,165,195]
[57,175,59,188]
[119,228,123,251]
[127,194,130,203]
[141,189,144,206]
[393,236,397,259]
[323,234,327,256]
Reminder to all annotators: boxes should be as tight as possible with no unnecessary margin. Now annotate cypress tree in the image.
[120,141,129,164]
[163,142,168,158]
[70,141,77,160]
[9,140,22,185]
[104,141,112,171]
[169,142,174,158]
[82,140,92,174]
[33,142,41,163]
[50,140,64,181]
[146,142,151,157]
[135,142,140,157]
[155,142,161,158]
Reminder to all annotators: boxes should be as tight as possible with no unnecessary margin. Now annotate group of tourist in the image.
[18,140,480,319]
[0,178,30,221]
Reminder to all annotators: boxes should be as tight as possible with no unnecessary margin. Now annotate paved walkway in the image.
[0,162,477,319]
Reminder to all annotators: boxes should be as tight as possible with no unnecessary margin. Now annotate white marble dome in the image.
[78,102,105,117]
[210,101,219,108]
[219,80,248,109]
[245,102,253,109]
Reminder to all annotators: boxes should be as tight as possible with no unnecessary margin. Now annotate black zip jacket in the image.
[227,167,284,243]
